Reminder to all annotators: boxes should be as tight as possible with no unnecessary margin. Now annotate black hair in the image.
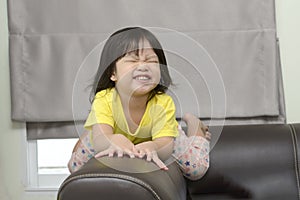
[90,27,172,102]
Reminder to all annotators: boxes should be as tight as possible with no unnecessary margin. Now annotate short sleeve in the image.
[151,95,179,140]
[84,90,114,130]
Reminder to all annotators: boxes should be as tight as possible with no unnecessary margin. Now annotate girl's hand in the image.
[135,141,168,170]
[95,134,137,158]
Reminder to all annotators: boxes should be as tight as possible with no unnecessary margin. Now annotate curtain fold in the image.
[7,0,286,139]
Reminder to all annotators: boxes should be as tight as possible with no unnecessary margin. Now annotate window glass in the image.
[37,139,77,174]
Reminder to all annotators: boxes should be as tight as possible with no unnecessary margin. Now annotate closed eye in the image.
[145,55,159,63]
[147,60,159,63]
[124,59,138,63]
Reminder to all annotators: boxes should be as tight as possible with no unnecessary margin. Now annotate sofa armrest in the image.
[58,157,186,200]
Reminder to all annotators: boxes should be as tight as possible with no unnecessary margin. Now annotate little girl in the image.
[68,27,210,180]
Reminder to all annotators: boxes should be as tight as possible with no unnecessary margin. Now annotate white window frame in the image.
[22,136,71,191]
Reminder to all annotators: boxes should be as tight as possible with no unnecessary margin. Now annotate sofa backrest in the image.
[187,124,300,199]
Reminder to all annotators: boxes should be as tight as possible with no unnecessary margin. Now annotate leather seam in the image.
[58,173,161,200]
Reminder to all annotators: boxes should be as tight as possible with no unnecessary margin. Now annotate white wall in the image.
[276,0,300,123]
[0,0,299,199]
[0,0,56,199]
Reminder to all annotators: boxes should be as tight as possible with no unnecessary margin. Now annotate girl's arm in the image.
[92,124,113,152]
[152,137,175,160]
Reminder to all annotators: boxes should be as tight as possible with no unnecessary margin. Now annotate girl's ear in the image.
[110,73,117,82]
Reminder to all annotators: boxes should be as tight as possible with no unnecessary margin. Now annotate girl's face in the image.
[111,39,161,98]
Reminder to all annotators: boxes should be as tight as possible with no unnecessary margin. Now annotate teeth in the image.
[135,76,150,80]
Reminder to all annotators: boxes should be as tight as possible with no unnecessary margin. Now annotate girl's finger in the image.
[124,148,135,158]
[132,146,139,156]
[108,148,115,157]
[117,149,123,158]
[95,149,110,158]
[145,149,152,162]
[139,150,146,158]
[152,152,168,170]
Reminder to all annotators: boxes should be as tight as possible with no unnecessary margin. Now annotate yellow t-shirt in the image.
[84,88,178,144]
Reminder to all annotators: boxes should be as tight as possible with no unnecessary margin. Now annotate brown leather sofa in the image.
[57,123,300,200]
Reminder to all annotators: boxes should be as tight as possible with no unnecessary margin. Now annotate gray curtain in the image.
[7,0,286,139]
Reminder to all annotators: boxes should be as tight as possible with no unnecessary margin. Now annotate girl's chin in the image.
[132,84,157,96]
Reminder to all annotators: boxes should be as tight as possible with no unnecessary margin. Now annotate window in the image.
[26,138,77,190]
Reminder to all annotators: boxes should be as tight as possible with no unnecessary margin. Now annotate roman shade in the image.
[7,0,285,139]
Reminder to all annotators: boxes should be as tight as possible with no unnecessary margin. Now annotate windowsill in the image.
[24,173,70,192]
[25,187,59,193]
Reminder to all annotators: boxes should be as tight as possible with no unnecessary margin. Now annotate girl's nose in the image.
[136,63,148,71]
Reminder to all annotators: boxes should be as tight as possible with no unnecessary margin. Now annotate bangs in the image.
[109,27,164,62]
[120,36,153,58]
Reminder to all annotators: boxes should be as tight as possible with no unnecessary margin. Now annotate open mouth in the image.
[133,75,151,81]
